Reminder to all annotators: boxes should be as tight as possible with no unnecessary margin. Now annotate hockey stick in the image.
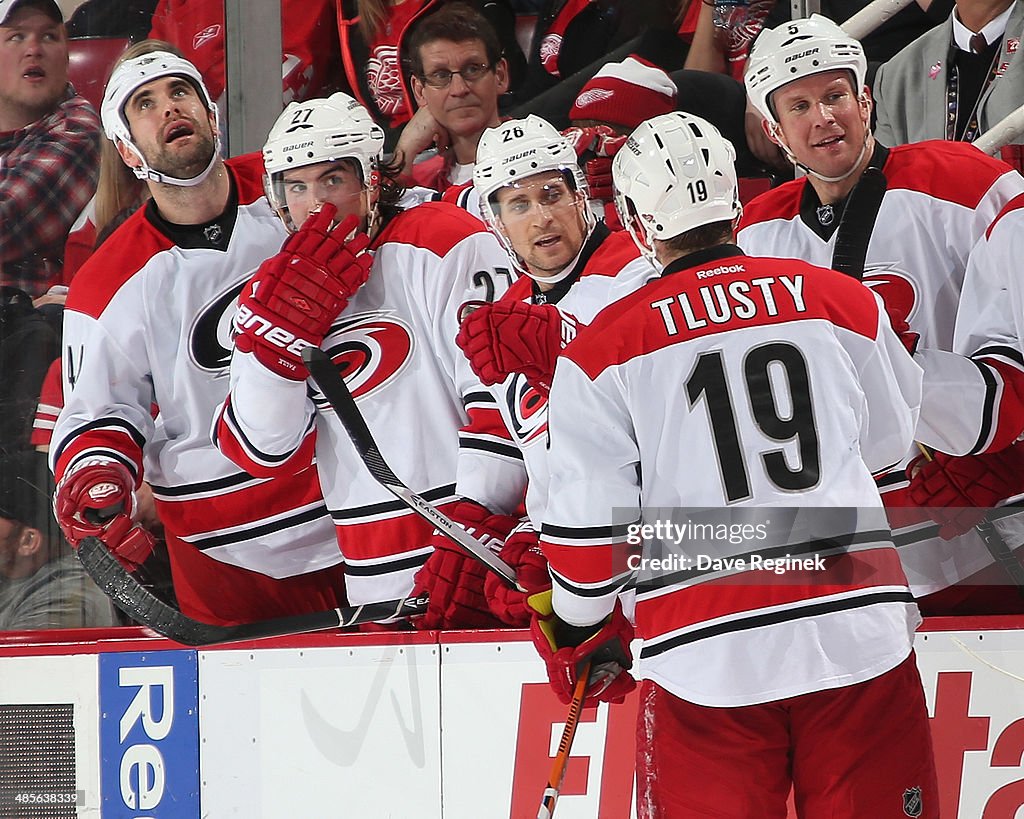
[973,103,1024,156]
[537,661,591,819]
[840,0,915,40]
[77,536,429,645]
[830,165,887,280]
[302,346,524,591]
[914,445,1024,593]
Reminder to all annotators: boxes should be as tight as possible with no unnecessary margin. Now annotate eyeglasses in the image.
[419,62,494,89]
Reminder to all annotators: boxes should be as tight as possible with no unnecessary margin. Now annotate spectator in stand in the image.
[0,450,118,631]
[393,3,510,193]
[335,0,525,148]
[564,55,679,228]
[148,0,340,110]
[507,0,687,128]
[873,0,1024,146]
[0,0,100,299]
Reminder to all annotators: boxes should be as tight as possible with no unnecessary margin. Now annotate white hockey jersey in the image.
[215,202,527,605]
[541,246,922,707]
[738,141,1024,595]
[52,154,341,582]
[487,225,656,524]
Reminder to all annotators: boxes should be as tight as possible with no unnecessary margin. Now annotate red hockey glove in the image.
[412,500,519,630]
[456,301,580,396]
[561,125,627,202]
[485,523,551,627]
[234,206,372,380]
[529,594,636,706]
[907,443,1024,539]
[54,459,155,571]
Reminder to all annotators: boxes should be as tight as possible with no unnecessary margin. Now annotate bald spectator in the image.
[0,0,100,299]
[0,450,117,631]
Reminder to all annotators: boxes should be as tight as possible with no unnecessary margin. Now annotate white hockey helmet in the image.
[612,111,740,265]
[101,50,221,187]
[262,92,386,232]
[473,115,594,273]
[745,14,867,128]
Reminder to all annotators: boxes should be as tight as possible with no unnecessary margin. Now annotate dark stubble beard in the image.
[148,128,217,181]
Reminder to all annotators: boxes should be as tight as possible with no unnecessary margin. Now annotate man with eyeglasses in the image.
[393,3,509,194]
[454,115,657,627]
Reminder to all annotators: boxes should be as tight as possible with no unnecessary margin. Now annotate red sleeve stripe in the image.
[986,191,1024,239]
[53,421,145,481]
[212,396,317,478]
[971,355,1024,454]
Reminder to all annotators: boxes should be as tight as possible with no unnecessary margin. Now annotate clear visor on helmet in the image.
[487,170,583,224]
[265,159,368,233]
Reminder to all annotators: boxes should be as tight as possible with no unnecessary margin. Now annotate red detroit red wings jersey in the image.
[738,141,1024,595]
[52,154,339,582]
[540,247,922,706]
[488,229,656,524]
[215,202,527,605]
[149,0,338,104]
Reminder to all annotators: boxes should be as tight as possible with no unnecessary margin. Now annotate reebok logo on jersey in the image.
[696,264,745,279]
[193,24,221,50]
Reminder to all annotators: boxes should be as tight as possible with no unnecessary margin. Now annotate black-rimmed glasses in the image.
[419,62,495,89]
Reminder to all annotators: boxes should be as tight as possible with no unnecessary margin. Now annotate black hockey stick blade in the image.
[77,536,429,645]
[302,346,523,591]
[830,165,887,280]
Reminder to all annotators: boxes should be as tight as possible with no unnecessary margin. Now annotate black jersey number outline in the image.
[686,342,820,503]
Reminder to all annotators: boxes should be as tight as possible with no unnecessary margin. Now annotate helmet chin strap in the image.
[126,138,222,188]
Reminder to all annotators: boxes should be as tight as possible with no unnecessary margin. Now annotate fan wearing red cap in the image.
[563,55,678,229]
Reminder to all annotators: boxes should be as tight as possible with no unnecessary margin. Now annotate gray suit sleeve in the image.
[872,61,896,146]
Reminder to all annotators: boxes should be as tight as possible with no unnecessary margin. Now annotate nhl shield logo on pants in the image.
[903,786,923,817]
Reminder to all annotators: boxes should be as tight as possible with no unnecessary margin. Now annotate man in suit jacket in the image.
[874,0,1024,145]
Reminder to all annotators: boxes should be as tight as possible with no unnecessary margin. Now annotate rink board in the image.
[0,619,1022,818]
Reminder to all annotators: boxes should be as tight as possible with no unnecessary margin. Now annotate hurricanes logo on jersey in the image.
[190,280,247,373]
[321,311,414,400]
[504,373,548,446]
[862,262,918,328]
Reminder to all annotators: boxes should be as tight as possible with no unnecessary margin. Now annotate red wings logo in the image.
[862,263,918,324]
[322,313,414,400]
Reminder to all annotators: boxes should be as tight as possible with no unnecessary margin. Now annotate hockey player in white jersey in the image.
[51,47,347,626]
[454,115,657,626]
[528,110,937,818]
[214,93,526,629]
[738,16,1024,614]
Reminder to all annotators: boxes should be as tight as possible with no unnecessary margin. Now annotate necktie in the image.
[970,32,988,53]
